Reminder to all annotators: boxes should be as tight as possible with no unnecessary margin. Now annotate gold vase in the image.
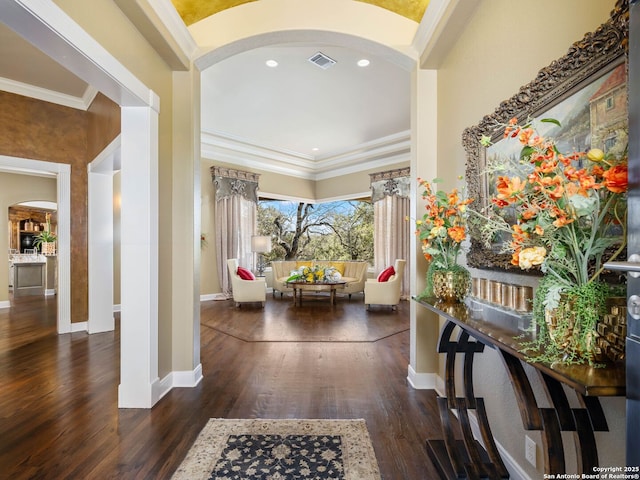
[432,269,471,303]
[544,295,626,363]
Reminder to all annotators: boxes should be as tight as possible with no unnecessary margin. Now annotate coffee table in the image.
[286,280,346,306]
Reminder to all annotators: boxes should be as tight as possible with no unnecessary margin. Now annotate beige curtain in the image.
[370,168,411,298]
[212,167,259,296]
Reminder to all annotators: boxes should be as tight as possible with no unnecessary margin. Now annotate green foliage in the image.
[33,230,56,247]
[526,276,612,366]
[257,200,374,262]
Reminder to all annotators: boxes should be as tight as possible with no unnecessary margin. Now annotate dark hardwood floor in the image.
[0,292,443,479]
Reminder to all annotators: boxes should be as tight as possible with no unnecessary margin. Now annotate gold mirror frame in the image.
[463,0,628,272]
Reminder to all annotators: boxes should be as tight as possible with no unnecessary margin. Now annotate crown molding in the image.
[259,190,372,204]
[0,76,96,110]
[201,129,411,180]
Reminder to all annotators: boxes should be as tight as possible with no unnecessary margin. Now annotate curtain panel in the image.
[211,166,259,296]
[370,168,410,298]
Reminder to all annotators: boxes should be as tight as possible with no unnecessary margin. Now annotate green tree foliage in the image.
[257,200,373,262]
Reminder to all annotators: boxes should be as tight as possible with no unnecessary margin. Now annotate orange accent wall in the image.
[0,91,120,324]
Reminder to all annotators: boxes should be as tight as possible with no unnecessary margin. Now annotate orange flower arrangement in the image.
[477,117,627,300]
[415,177,474,269]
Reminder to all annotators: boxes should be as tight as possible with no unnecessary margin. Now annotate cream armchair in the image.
[364,259,406,310]
[227,258,266,307]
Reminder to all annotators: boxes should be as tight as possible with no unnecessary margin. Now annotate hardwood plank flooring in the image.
[0,294,443,479]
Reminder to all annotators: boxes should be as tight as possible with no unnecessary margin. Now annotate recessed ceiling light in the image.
[312,147,319,152]
[266,59,278,68]
[357,59,370,67]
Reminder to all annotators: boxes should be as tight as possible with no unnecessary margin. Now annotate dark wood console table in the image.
[415,297,625,479]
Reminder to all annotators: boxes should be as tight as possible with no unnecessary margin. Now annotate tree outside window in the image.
[257,199,373,263]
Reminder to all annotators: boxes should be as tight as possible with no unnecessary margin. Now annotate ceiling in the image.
[0,1,418,179]
[171,0,429,25]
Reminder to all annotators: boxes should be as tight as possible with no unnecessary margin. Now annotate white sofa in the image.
[270,260,369,299]
[227,258,266,307]
[364,259,406,310]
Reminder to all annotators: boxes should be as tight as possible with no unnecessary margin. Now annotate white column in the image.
[118,104,160,408]
[88,167,115,334]
[56,164,72,334]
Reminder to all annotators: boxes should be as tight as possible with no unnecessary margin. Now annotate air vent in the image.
[308,52,336,70]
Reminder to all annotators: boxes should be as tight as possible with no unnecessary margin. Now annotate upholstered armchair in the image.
[227,258,266,307]
[364,259,406,310]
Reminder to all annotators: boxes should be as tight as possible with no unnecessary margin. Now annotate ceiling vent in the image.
[308,52,336,70]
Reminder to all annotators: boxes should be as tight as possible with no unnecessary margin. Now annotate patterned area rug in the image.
[171,418,381,480]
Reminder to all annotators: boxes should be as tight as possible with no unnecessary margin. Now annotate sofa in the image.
[271,260,369,299]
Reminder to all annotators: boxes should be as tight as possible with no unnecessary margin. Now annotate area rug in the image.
[171,418,381,480]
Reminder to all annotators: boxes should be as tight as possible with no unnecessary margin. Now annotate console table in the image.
[415,297,625,479]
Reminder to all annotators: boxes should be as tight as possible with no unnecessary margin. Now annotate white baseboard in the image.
[153,364,204,405]
[71,321,88,332]
[407,364,439,389]
[200,293,228,302]
[172,364,203,387]
[0,300,9,309]
[45,289,56,296]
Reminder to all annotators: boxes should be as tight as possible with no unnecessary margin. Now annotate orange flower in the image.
[603,164,628,193]
[447,226,466,243]
[521,206,538,221]
[481,117,627,292]
[495,176,526,203]
[518,128,535,145]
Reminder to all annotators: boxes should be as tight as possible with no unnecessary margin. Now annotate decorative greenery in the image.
[286,264,340,283]
[414,177,473,270]
[33,213,56,250]
[412,177,473,302]
[524,276,609,364]
[474,117,627,309]
[475,117,628,364]
[33,230,56,246]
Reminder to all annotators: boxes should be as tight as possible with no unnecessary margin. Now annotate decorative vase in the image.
[41,242,56,255]
[543,292,626,363]
[431,269,471,303]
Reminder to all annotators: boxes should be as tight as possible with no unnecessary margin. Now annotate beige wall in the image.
[315,161,408,200]
[54,0,181,377]
[434,0,624,476]
[200,161,219,295]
